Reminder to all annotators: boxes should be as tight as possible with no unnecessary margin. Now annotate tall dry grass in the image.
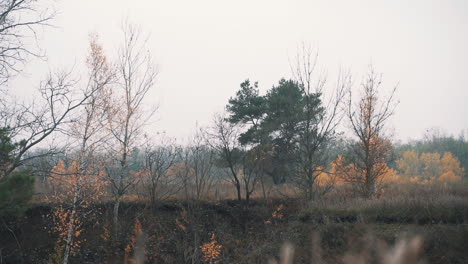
[269,234,424,264]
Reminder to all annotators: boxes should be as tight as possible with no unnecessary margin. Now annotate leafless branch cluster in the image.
[206,114,246,201]
[141,135,180,204]
[290,43,351,199]
[178,129,215,201]
[0,0,56,86]
[339,66,398,197]
[1,69,104,179]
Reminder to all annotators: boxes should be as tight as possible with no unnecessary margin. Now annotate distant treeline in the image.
[395,132,468,178]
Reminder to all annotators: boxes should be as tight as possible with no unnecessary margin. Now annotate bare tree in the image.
[178,129,215,201]
[0,34,112,264]
[0,0,57,172]
[206,113,245,201]
[338,66,398,198]
[104,20,157,231]
[290,43,350,200]
[141,134,180,206]
[0,0,56,86]
[239,147,263,202]
[0,65,106,181]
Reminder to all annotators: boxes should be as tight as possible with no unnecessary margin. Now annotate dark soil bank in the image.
[1,200,467,263]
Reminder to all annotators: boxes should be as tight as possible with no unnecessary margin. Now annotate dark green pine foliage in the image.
[263,79,304,146]
[226,78,327,184]
[226,79,266,145]
[0,127,16,176]
[0,172,34,216]
[261,79,304,182]
[0,127,34,216]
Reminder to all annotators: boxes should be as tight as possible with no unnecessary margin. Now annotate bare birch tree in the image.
[104,20,157,231]
[56,34,114,264]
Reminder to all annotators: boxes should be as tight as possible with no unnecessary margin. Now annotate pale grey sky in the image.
[9,0,468,141]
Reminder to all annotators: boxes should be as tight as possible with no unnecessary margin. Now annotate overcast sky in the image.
[10,0,468,142]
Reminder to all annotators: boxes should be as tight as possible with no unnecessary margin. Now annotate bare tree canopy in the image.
[0,0,55,86]
[290,43,350,199]
[337,66,398,198]
[1,68,106,180]
[141,134,180,205]
[206,113,244,201]
[104,20,158,232]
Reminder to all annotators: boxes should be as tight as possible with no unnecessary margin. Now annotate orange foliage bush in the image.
[380,168,402,184]
[438,170,462,182]
[47,159,108,205]
[397,151,464,183]
[200,233,223,264]
[45,159,108,255]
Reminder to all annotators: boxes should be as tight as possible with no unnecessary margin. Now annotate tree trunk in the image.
[367,181,377,198]
[235,182,241,201]
[63,195,78,264]
[150,186,156,208]
[113,196,121,234]
[245,184,250,203]
[260,175,267,200]
[364,169,376,198]
[63,162,84,264]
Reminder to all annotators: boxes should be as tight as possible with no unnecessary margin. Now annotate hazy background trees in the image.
[141,134,180,205]
[396,130,468,179]
[180,129,215,201]
[396,151,464,182]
